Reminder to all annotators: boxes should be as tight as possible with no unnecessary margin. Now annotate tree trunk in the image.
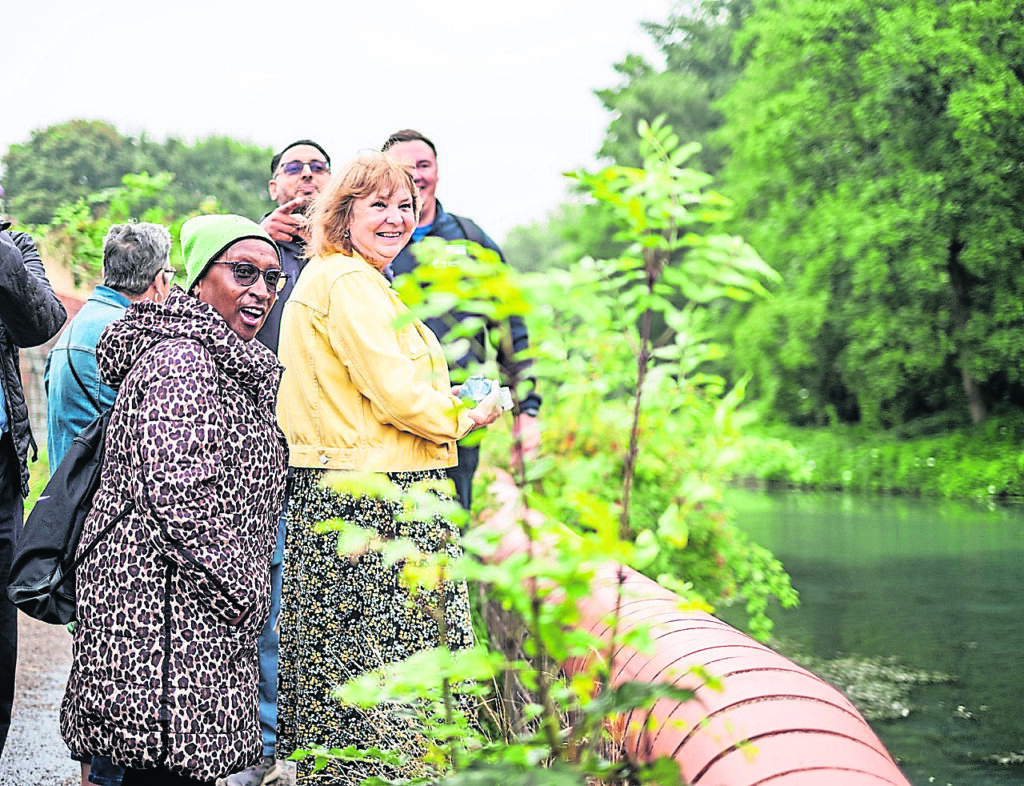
[947,235,987,423]
[960,364,987,424]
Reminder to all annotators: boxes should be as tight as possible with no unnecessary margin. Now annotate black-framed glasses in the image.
[279,160,329,176]
[211,261,290,293]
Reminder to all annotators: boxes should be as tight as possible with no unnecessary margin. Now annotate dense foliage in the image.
[718,0,1024,429]
[2,119,273,226]
[44,172,183,286]
[735,415,1024,501]
[507,0,1024,443]
[507,121,795,640]
[1,120,276,288]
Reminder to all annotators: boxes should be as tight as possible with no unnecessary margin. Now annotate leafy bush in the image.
[736,415,1024,500]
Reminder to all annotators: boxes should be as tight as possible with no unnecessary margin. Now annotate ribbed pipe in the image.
[477,475,911,785]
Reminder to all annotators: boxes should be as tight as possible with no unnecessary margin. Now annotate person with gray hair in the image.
[45,221,173,471]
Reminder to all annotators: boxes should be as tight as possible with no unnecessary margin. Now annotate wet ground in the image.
[0,615,78,785]
[0,616,296,786]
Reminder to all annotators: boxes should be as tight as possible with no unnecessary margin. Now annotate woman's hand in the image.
[466,386,503,429]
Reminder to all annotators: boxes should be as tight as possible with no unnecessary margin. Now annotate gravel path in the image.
[0,616,296,786]
[0,615,78,785]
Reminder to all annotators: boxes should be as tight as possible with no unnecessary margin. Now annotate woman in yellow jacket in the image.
[275,152,501,785]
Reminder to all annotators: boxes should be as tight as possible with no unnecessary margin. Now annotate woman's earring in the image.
[343,228,350,239]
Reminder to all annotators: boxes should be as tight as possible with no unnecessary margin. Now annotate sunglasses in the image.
[211,261,290,293]
[279,160,329,176]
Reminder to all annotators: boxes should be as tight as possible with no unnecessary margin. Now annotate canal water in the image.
[723,489,1024,786]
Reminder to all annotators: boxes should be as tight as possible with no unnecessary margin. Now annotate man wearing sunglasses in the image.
[254,139,332,354]
[221,140,331,786]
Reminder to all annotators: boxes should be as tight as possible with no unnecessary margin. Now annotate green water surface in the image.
[723,489,1024,786]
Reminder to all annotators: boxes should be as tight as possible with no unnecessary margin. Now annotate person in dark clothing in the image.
[0,220,67,758]
[382,129,540,510]
[221,140,332,786]
[254,140,331,355]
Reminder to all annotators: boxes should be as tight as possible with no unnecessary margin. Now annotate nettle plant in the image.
[301,120,796,785]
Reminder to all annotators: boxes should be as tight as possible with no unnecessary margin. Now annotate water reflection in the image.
[723,489,1024,786]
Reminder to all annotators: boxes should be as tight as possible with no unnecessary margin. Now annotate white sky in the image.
[3,0,670,241]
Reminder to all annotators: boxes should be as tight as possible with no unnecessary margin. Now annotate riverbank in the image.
[734,413,1024,501]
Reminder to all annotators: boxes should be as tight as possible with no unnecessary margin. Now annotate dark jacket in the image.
[389,201,541,414]
[0,224,67,495]
[60,287,288,781]
[255,231,306,355]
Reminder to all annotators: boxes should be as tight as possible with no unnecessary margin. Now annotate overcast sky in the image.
[3,0,671,241]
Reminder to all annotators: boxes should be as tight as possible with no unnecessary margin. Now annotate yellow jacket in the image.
[277,252,474,472]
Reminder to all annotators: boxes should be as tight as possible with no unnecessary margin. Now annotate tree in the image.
[144,135,274,221]
[44,171,181,287]
[2,120,273,226]
[499,2,753,279]
[597,0,753,173]
[501,206,577,273]
[718,0,1024,428]
[2,120,137,224]
[527,1,755,286]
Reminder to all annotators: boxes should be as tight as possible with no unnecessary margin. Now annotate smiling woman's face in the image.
[193,238,280,342]
[348,187,415,269]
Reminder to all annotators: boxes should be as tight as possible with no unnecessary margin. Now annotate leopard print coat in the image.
[60,287,288,782]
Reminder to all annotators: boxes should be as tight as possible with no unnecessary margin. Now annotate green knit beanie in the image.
[180,214,280,292]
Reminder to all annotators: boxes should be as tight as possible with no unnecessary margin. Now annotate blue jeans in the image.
[258,515,286,756]
[88,756,124,785]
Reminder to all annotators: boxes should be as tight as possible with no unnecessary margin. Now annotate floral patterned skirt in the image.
[276,467,473,784]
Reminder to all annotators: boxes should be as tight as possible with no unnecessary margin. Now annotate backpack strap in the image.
[64,320,102,413]
[450,214,487,247]
[67,352,101,413]
[61,340,176,587]
[54,499,135,593]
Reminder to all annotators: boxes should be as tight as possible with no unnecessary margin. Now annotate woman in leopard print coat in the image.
[60,216,289,785]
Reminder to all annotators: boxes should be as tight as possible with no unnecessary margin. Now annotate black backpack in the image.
[6,351,133,625]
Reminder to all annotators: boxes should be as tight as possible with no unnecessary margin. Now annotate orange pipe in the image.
[478,475,911,785]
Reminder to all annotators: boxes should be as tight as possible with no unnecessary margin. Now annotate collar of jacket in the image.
[89,285,133,310]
